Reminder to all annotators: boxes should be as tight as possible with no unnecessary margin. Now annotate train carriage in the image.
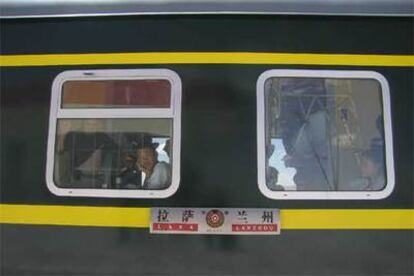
[0,1,413,275]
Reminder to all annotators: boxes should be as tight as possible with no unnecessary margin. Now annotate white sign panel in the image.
[150,208,280,235]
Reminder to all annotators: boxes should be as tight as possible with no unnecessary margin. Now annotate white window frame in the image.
[46,69,182,198]
[257,70,394,200]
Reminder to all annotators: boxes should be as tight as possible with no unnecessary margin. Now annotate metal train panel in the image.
[1,13,413,275]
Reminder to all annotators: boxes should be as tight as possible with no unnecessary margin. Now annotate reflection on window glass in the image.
[265,78,386,191]
[62,80,171,108]
[54,118,172,190]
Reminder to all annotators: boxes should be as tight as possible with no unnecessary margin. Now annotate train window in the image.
[62,80,171,108]
[257,70,394,200]
[46,69,181,198]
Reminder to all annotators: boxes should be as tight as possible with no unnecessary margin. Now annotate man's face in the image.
[137,148,157,171]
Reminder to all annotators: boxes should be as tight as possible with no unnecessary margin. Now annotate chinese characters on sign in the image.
[152,209,198,232]
[150,208,280,235]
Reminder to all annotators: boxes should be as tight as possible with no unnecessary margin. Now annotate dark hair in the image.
[132,135,159,151]
[135,143,158,151]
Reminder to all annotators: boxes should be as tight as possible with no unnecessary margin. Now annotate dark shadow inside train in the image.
[54,124,172,191]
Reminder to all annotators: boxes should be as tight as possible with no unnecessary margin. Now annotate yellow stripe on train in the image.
[0,52,413,67]
[0,204,413,229]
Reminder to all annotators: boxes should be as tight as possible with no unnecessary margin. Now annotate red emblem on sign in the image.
[206,209,225,228]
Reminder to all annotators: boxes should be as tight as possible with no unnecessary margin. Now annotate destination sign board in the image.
[150,208,280,235]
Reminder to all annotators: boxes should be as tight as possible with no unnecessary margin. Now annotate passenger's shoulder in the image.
[156,161,170,170]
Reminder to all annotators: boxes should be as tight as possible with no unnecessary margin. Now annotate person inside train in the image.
[349,147,385,191]
[115,153,141,189]
[135,138,171,190]
[370,116,385,148]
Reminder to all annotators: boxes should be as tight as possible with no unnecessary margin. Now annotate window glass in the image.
[54,118,172,190]
[62,79,171,108]
[47,69,181,198]
[265,77,386,192]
